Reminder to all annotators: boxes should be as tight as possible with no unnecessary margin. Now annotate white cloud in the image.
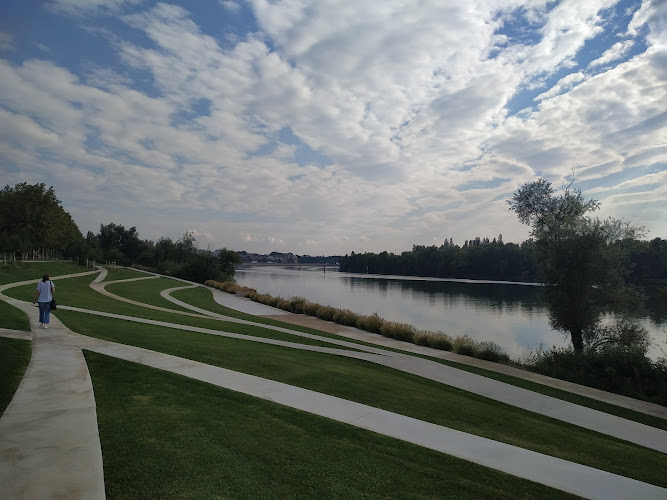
[220,1,240,13]
[1,0,665,254]
[589,39,635,67]
[535,71,586,101]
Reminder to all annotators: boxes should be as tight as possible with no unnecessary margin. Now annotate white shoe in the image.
[43,324,48,329]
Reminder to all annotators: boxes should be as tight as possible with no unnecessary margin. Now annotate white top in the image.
[36,280,55,303]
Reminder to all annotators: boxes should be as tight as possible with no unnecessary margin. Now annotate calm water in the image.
[235,266,667,360]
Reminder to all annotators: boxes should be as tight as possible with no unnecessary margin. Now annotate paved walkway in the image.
[0,271,105,500]
[87,274,667,451]
[1,268,666,499]
[194,281,667,420]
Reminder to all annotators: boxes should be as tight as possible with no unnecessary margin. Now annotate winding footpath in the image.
[1,267,666,499]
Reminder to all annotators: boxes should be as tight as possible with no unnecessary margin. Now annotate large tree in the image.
[0,183,82,254]
[508,178,646,352]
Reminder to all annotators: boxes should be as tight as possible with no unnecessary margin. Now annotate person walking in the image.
[33,274,55,329]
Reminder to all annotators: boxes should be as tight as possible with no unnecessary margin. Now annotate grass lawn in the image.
[57,309,667,487]
[172,286,667,431]
[0,337,31,415]
[85,350,578,500]
[101,267,155,282]
[0,261,88,285]
[105,277,200,313]
[0,300,30,331]
[5,276,355,350]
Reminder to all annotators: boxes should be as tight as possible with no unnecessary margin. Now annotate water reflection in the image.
[235,267,665,359]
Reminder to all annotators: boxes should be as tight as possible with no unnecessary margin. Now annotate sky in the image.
[0,0,665,255]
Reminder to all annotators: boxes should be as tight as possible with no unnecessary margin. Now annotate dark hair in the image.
[42,274,49,282]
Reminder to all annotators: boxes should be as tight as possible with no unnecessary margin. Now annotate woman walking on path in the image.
[33,274,55,329]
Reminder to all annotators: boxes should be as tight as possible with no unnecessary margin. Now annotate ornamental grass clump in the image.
[303,301,321,316]
[332,308,360,327]
[252,293,270,305]
[276,299,291,311]
[380,321,415,342]
[475,341,510,362]
[356,313,384,334]
[267,296,282,308]
[453,335,478,357]
[288,296,307,314]
[315,305,337,322]
[414,331,453,351]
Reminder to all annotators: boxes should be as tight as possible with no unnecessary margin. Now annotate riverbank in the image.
[208,279,667,407]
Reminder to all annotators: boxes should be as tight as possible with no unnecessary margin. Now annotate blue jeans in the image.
[38,301,51,324]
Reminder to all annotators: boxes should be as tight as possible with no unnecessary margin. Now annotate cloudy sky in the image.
[1,0,665,255]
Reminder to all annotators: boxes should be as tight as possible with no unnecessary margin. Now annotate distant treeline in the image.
[339,237,667,283]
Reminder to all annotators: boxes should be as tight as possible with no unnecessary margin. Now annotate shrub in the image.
[414,332,431,346]
[332,308,360,326]
[475,341,509,362]
[303,301,320,316]
[453,335,478,357]
[380,321,415,342]
[315,305,337,322]
[427,332,454,351]
[530,346,667,405]
[288,296,307,314]
[276,299,291,311]
[357,313,384,333]
[267,296,282,308]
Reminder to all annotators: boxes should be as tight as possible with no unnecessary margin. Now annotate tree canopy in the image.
[509,178,647,352]
[0,182,242,284]
[0,182,82,254]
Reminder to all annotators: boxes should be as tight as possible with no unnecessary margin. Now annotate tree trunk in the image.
[571,328,584,352]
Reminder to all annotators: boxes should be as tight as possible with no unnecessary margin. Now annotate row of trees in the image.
[342,177,665,358]
[0,183,241,283]
[0,183,83,259]
[340,237,667,284]
[340,240,538,281]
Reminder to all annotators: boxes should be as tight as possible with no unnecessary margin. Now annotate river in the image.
[234,266,667,360]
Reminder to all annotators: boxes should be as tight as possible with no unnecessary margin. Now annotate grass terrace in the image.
[1,265,666,498]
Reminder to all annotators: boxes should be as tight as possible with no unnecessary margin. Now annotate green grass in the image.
[57,309,667,487]
[85,350,578,500]
[5,276,355,351]
[422,355,667,431]
[0,261,87,285]
[101,267,155,282]
[0,300,30,331]
[173,286,667,431]
[0,337,31,415]
[105,277,197,313]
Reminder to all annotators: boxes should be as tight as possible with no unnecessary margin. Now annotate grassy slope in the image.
[2,268,665,489]
[0,300,30,331]
[105,277,199,313]
[57,309,667,487]
[0,261,87,285]
[172,286,667,431]
[0,337,31,415]
[4,277,355,351]
[101,267,154,282]
[85,350,578,500]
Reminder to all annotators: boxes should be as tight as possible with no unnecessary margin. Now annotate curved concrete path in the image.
[153,286,667,453]
[211,289,667,419]
[87,274,667,453]
[2,268,666,499]
[3,298,666,500]
[0,271,105,500]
